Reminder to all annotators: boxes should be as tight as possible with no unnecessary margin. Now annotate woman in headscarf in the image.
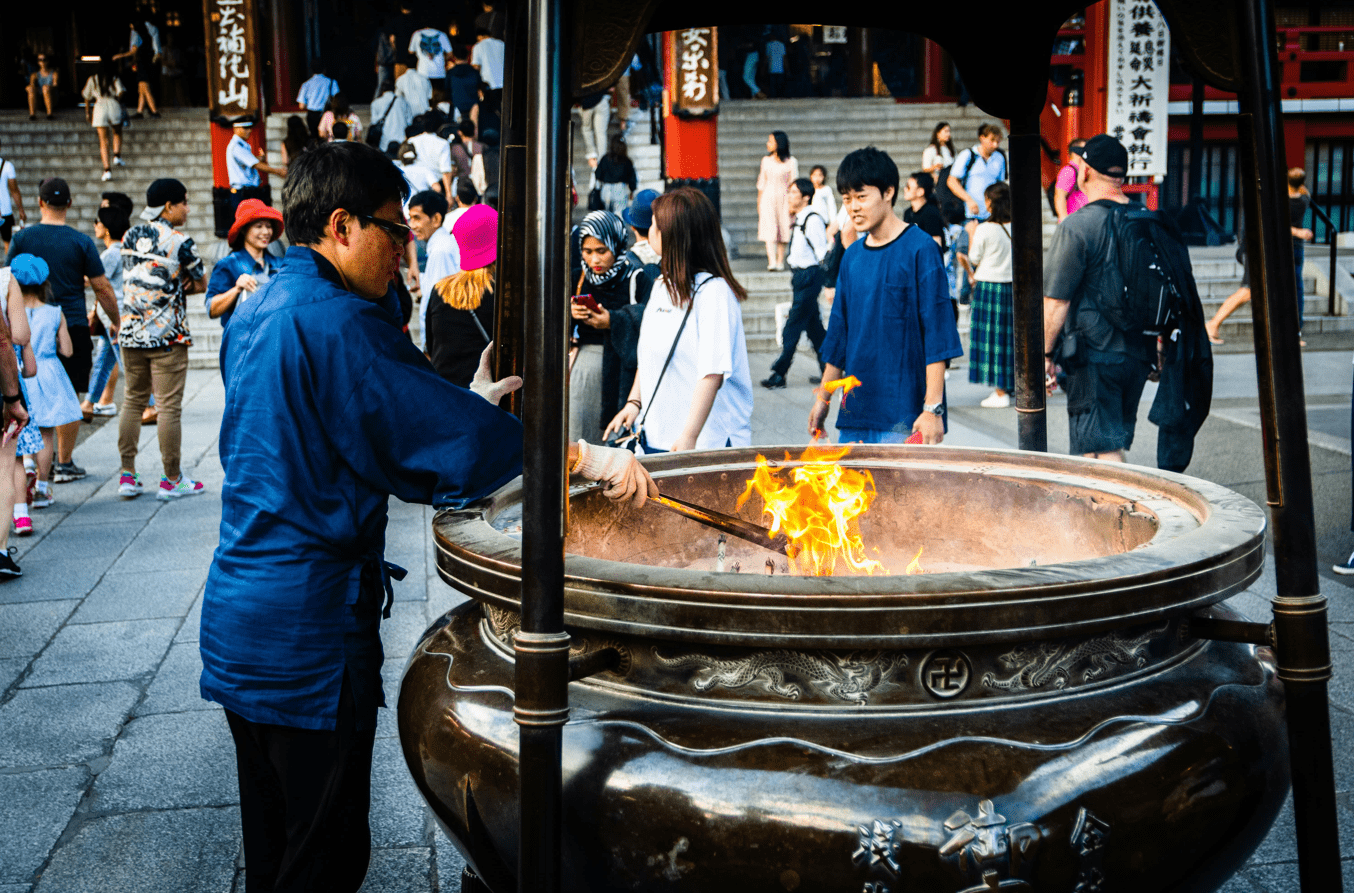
[568,210,653,442]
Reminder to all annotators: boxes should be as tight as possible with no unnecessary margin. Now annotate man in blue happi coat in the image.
[199,141,655,893]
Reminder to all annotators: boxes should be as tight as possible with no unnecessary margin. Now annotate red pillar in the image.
[662,31,720,209]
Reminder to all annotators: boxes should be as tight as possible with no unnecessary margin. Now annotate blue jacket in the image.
[204,249,280,328]
[200,246,523,730]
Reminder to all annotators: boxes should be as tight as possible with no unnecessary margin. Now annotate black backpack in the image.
[792,211,832,272]
[1096,199,1196,337]
[935,147,1007,224]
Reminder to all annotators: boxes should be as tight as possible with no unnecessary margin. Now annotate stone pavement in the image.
[1,348,1352,892]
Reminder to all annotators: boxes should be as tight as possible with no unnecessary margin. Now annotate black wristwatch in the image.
[2,393,20,404]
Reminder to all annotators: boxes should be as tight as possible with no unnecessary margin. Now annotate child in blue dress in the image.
[0,263,40,563]
[13,255,82,511]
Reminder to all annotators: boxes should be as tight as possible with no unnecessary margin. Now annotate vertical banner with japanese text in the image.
[672,27,719,118]
[204,0,260,120]
[1106,0,1169,177]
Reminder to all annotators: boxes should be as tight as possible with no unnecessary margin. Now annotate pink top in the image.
[1056,162,1087,216]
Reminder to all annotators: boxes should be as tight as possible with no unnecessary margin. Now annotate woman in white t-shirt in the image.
[966,181,1015,408]
[604,188,753,453]
[921,121,954,177]
[82,61,126,182]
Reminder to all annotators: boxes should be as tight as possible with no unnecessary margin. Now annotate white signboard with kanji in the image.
[1106,0,1170,177]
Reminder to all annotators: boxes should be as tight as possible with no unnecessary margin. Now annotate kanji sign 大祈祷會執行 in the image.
[1105,0,1170,177]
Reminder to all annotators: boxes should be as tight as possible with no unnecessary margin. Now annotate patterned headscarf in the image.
[575,210,633,288]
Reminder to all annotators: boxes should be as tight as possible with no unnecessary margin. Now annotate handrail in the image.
[1308,202,1341,317]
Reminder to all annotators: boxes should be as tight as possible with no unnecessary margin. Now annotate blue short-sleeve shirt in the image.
[226,134,260,188]
[820,224,963,435]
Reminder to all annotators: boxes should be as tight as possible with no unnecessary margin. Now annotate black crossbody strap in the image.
[636,278,701,432]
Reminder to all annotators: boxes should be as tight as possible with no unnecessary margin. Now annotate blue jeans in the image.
[1293,239,1305,333]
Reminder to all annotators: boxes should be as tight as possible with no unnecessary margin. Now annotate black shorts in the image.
[1066,356,1152,456]
[58,324,94,396]
[0,215,12,242]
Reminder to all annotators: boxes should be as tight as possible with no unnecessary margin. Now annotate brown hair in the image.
[1288,167,1306,189]
[652,188,746,307]
[434,263,494,310]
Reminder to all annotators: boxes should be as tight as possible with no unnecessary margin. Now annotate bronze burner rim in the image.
[434,446,1267,648]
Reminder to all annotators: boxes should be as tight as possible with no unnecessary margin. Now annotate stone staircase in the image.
[715,98,996,257]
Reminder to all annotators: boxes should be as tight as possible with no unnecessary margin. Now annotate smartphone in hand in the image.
[572,294,602,314]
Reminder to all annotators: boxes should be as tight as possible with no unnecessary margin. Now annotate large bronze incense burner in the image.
[398,447,1287,892]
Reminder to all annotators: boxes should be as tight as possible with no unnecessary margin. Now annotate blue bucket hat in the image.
[9,254,49,287]
[622,189,660,230]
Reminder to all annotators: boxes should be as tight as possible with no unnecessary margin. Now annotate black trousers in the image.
[772,266,826,376]
[225,676,376,893]
[305,109,324,138]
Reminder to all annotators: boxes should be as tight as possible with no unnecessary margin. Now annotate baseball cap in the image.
[622,189,660,230]
[1080,135,1128,177]
[38,177,70,206]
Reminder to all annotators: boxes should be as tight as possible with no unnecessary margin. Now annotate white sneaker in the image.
[118,472,144,499]
[113,156,126,167]
[980,391,1011,409]
[157,475,205,500]
[100,170,112,182]
[92,402,118,417]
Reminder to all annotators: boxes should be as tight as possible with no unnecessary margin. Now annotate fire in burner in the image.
[738,444,916,577]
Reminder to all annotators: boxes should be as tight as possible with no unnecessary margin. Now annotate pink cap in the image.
[452,204,498,272]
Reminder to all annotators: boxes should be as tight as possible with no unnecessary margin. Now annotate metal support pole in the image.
[1188,76,1204,202]
[515,0,571,891]
[1008,113,1048,452]
[1235,0,1342,888]
[493,0,528,418]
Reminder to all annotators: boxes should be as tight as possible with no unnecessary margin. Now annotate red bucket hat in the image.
[452,204,498,272]
[227,199,284,248]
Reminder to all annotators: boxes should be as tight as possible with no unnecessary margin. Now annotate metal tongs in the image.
[650,493,796,557]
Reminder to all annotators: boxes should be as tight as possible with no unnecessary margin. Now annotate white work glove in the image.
[574,439,658,508]
[470,343,524,406]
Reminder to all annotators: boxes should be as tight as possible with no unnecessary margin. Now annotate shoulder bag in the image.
[614,279,701,453]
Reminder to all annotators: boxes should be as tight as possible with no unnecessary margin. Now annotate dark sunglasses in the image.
[358,214,411,245]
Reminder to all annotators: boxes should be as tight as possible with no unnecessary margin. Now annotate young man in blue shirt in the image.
[809,147,962,444]
[200,141,654,892]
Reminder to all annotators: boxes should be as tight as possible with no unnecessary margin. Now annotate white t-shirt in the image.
[968,220,1013,283]
[472,38,505,90]
[811,185,836,223]
[409,29,452,80]
[637,273,753,452]
[0,160,15,217]
[395,69,432,117]
[922,144,954,172]
[400,162,439,198]
[409,132,452,182]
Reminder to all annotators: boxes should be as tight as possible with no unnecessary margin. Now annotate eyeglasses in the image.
[358,214,411,246]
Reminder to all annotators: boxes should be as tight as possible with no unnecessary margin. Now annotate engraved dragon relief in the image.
[981,625,1168,693]
[653,648,909,704]
[479,605,632,675]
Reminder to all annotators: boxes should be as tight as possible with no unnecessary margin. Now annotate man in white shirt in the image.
[408,27,452,96]
[406,190,460,349]
[471,29,505,117]
[407,118,453,198]
[763,176,830,389]
[226,119,285,190]
[395,67,432,118]
[368,90,412,156]
[0,140,26,254]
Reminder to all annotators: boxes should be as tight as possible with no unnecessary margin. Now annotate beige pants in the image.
[119,344,188,481]
[568,344,604,443]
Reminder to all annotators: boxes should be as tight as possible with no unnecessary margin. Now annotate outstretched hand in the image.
[469,343,524,406]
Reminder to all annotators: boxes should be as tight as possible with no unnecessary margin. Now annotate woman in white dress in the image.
[604,188,753,453]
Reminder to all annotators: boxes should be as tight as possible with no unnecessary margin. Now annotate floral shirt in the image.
[119,216,204,349]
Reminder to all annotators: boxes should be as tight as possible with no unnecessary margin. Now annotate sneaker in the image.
[92,402,118,417]
[100,170,112,182]
[980,391,1011,409]
[13,517,32,537]
[157,475,205,500]
[118,472,144,499]
[32,487,53,509]
[760,372,788,390]
[113,156,126,167]
[1335,551,1354,576]
[0,551,21,579]
[52,461,86,482]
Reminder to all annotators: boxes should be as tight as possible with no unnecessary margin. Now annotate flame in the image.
[822,375,862,399]
[905,547,924,575]
[737,444,910,577]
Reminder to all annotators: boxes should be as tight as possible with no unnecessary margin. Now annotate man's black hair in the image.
[331,121,349,140]
[408,189,448,220]
[455,178,479,207]
[457,118,476,138]
[909,170,935,201]
[836,147,899,206]
[281,141,410,246]
[790,177,814,201]
[101,191,134,215]
[97,206,130,240]
[310,61,326,76]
